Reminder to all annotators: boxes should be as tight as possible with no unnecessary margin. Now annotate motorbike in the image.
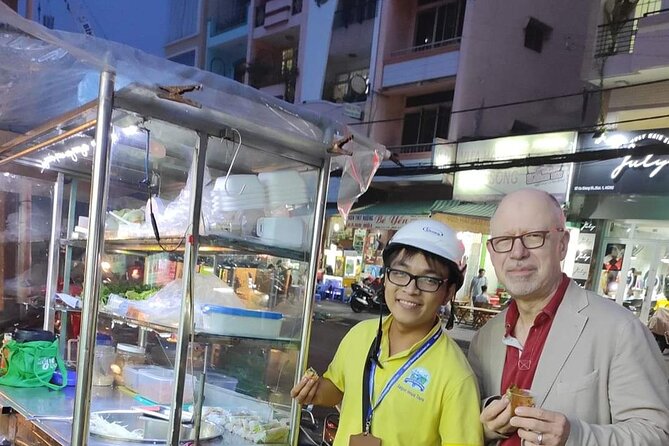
[648,306,669,353]
[349,282,384,313]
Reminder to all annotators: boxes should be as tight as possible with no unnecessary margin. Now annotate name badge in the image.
[349,432,382,446]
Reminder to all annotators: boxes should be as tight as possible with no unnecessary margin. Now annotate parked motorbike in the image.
[648,307,669,352]
[349,282,384,313]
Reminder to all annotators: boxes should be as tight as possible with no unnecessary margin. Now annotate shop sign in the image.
[40,142,94,171]
[572,130,669,194]
[570,220,598,287]
[346,214,423,230]
[453,132,576,202]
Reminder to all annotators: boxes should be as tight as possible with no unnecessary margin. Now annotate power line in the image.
[349,77,669,127]
[369,142,669,177]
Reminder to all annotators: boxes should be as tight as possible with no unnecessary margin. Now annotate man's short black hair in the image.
[478,268,485,274]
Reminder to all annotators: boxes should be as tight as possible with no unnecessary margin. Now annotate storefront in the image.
[322,202,433,287]
[570,129,669,322]
[430,201,496,301]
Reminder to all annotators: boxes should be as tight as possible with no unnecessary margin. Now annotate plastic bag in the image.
[0,339,67,390]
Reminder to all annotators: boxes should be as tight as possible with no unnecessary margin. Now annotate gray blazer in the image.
[468,280,669,445]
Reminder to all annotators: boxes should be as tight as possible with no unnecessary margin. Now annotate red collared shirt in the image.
[500,274,570,446]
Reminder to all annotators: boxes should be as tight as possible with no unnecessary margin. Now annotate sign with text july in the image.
[453,132,576,202]
[572,130,669,194]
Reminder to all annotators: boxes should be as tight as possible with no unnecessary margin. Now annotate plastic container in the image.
[92,345,116,386]
[199,305,283,338]
[198,371,238,392]
[131,366,194,404]
[111,343,146,386]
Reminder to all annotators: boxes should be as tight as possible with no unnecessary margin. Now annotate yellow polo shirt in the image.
[323,316,483,446]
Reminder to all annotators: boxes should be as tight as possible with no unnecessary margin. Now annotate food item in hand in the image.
[506,384,535,414]
[304,367,319,380]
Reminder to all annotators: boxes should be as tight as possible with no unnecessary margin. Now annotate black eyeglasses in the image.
[385,267,446,292]
[488,228,565,253]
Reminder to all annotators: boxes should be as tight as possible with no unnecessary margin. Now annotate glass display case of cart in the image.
[0,99,335,445]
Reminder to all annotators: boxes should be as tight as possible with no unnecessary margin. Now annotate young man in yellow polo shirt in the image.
[291,219,483,446]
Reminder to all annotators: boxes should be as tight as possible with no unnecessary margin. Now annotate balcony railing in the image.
[333,0,377,29]
[595,19,637,57]
[595,2,668,58]
[388,143,434,155]
[254,0,301,27]
[390,37,461,58]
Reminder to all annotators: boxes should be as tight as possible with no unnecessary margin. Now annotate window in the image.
[524,17,552,53]
[414,0,465,49]
[333,0,378,29]
[401,91,454,151]
[167,0,199,41]
[42,15,55,29]
[281,48,298,103]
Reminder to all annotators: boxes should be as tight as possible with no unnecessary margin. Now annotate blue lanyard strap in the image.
[365,327,442,431]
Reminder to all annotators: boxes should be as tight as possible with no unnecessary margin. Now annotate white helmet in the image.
[383,219,467,289]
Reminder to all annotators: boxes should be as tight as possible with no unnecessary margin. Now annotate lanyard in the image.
[364,327,442,432]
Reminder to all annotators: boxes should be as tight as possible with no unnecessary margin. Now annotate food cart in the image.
[0,5,386,445]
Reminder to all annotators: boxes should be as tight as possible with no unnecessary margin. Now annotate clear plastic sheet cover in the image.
[0,4,388,219]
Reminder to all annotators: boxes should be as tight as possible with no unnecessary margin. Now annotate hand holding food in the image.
[290,367,320,405]
[506,384,535,415]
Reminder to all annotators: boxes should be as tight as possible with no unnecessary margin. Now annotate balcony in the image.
[208,0,249,37]
[382,39,460,89]
[323,78,368,103]
[255,0,302,27]
[592,3,669,83]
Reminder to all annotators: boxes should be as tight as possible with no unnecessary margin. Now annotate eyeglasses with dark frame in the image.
[385,267,446,292]
[488,228,565,253]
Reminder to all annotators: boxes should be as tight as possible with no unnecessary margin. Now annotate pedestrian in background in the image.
[474,285,491,307]
[470,268,487,303]
[291,219,483,446]
[468,188,669,446]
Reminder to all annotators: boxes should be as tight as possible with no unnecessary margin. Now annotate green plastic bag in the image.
[0,339,67,390]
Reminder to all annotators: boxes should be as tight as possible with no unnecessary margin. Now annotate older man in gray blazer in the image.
[468,189,669,446]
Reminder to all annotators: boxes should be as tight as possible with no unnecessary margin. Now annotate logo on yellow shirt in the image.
[403,367,430,392]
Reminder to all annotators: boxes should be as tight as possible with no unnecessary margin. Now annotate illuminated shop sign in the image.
[453,132,577,202]
[40,141,94,171]
[572,130,669,194]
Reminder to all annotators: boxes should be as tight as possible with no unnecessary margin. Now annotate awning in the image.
[430,200,497,234]
[346,201,434,230]
[430,200,497,217]
[345,200,497,232]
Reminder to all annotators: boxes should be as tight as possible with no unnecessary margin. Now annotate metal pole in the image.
[62,178,78,295]
[167,132,208,445]
[71,70,115,446]
[60,179,78,360]
[192,344,208,445]
[44,173,64,331]
[289,158,331,446]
